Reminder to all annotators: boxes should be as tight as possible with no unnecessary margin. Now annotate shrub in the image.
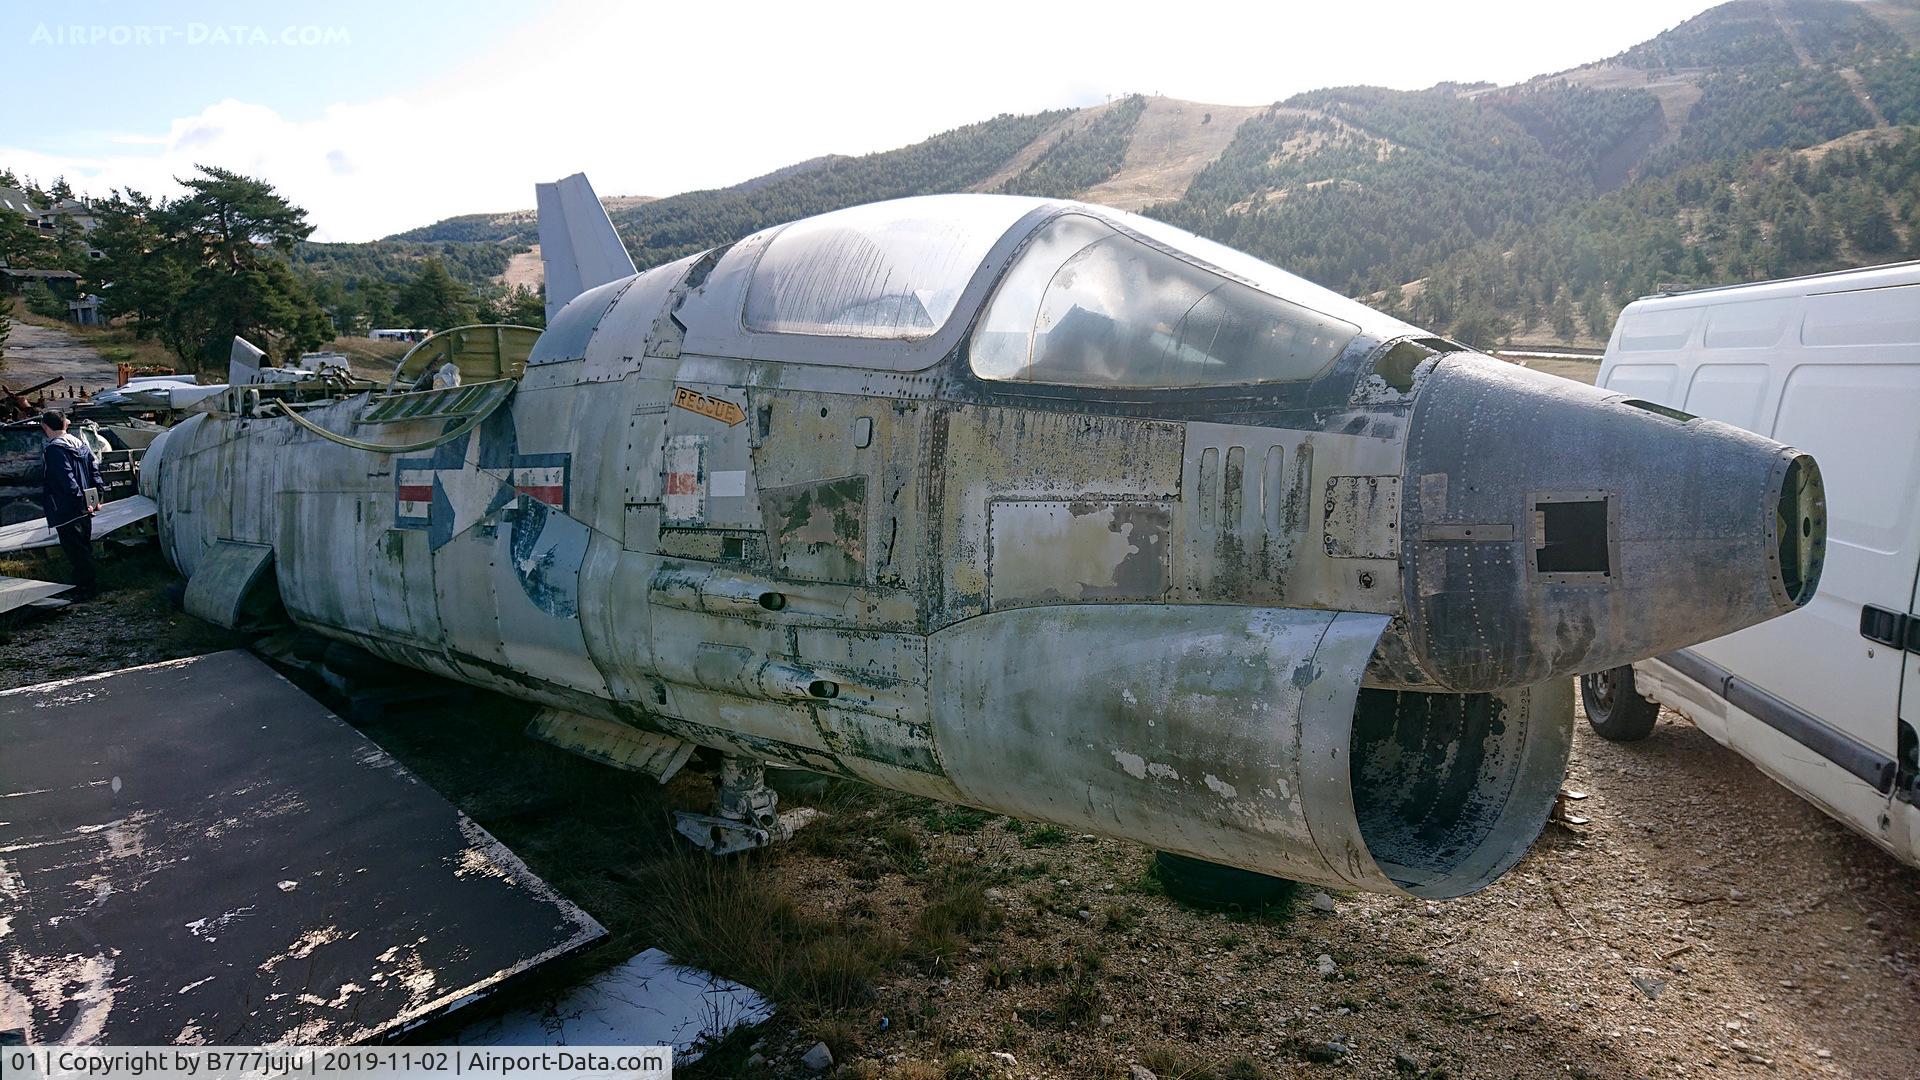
[23,281,66,319]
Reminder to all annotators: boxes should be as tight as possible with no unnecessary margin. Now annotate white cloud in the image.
[1,0,1723,241]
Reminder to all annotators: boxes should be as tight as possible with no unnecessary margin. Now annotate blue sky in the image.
[2,1,1731,241]
[6,1,539,151]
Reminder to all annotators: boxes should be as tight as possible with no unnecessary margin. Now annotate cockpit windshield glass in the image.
[970,213,1360,388]
[744,196,1032,340]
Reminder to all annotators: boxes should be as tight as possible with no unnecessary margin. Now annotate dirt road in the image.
[1,320,119,397]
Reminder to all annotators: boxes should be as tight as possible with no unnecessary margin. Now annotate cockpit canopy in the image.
[743,196,1038,341]
[970,213,1360,388]
[582,194,1409,380]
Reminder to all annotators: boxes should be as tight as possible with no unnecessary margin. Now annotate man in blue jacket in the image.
[40,410,103,600]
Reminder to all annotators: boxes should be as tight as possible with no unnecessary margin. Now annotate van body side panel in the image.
[1597,262,1920,869]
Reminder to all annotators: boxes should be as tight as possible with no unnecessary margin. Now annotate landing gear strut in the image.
[673,756,817,855]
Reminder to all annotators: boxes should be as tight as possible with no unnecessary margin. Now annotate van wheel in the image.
[1580,666,1659,742]
[1153,851,1299,911]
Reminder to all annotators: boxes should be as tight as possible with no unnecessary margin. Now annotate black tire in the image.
[1153,851,1299,911]
[1580,665,1660,742]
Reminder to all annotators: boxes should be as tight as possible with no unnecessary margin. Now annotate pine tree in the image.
[1549,291,1576,339]
[397,258,475,331]
[90,166,330,368]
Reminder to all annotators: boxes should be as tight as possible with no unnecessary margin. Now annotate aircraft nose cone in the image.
[1373,356,1825,693]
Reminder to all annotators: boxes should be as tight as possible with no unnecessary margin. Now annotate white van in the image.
[1585,259,1920,868]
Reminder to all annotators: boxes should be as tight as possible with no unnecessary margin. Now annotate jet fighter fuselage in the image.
[142,181,1825,898]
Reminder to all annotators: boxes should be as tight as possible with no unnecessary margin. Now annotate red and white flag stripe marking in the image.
[397,466,435,520]
[513,465,567,508]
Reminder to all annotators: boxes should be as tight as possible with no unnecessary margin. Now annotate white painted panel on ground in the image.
[0,495,157,552]
[0,575,72,614]
[455,947,771,1061]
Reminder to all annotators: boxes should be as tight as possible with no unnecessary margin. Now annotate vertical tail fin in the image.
[229,335,266,385]
[535,173,637,322]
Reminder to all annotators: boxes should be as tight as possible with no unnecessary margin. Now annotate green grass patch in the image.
[1021,824,1069,848]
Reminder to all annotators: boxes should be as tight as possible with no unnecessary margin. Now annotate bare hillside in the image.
[1082,98,1268,209]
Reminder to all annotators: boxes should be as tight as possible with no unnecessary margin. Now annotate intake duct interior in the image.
[1348,685,1571,899]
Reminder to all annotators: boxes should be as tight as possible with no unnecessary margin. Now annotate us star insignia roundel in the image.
[393,407,571,551]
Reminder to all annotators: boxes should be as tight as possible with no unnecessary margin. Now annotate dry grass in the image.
[639,854,907,1019]
[0,545,244,688]
[321,336,411,382]
[1138,1045,1273,1080]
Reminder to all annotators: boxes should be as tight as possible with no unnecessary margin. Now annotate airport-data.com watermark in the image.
[28,23,352,48]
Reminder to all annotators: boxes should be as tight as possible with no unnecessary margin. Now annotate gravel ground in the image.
[718,708,1920,1079]
[4,555,1914,1079]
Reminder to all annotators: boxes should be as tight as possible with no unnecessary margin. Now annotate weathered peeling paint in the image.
[762,474,866,584]
[989,500,1170,607]
[136,194,1822,902]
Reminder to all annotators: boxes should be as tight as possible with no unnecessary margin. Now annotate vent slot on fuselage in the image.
[1533,496,1612,576]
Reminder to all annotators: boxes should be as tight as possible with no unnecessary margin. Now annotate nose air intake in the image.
[1775,452,1825,608]
[1372,356,1828,693]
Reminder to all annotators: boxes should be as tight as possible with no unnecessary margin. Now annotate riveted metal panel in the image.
[814,705,942,776]
[432,508,510,671]
[747,389,928,595]
[369,526,434,641]
[988,499,1171,608]
[1323,475,1401,559]
[579,256,699,383]
[931,406,1183,625]
[1382,356,1816,691]
[931,605,1396,890]
[761,475,867,585]
[276,490,372,634]
[662,434,707,525]
[492,500,607,697]
[526,708,693,779]
[785,624,927,724]
[181,539,273,629]
[1177,422,1403,611]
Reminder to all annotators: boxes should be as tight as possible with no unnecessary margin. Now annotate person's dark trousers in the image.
[54,515,95,598]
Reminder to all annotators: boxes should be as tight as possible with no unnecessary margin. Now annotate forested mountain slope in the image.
[332,0,1920,348]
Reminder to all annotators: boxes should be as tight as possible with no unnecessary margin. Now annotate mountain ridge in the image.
[318,0,1920,348]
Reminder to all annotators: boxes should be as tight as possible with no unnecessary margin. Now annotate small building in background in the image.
[68,293,103,326]
[0,186,39,221]
[0,186,104,259]
[0,266,82,297]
